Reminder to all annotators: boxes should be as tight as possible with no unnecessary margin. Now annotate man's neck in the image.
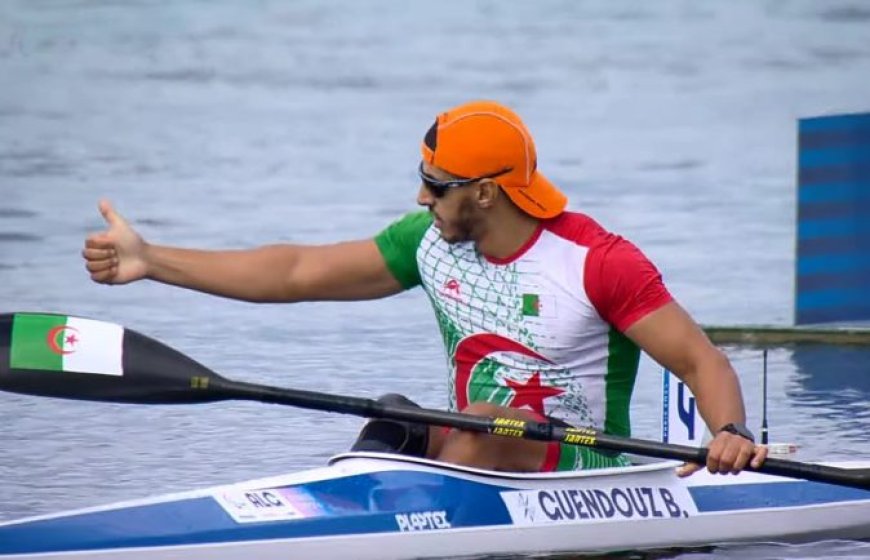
[474,210,541,260]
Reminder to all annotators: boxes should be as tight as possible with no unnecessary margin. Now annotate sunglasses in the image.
[418,162,512,198]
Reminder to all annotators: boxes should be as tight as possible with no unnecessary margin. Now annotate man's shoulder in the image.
[391,210,434,229]
[377,211,434,241]
[541,211,610,247]
[373,211,436,288]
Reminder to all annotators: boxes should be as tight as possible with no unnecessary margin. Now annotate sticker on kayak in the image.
[500,483,698,525]
[395,510,452,532]
[213,487,325,524]
[10,314,124,376]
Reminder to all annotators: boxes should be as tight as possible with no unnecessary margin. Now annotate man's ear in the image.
[476,179,501,210]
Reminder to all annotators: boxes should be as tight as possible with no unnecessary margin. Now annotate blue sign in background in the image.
[796,112,870,325]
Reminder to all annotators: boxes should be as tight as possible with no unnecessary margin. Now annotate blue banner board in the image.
[796,112,870,325]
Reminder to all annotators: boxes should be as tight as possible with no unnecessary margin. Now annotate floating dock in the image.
[703,324,870,346]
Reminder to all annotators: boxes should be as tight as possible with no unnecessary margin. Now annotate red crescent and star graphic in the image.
[454,333,564,415]
[46,325,80,355]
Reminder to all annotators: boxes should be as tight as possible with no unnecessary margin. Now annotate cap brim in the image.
[502,171,567,219]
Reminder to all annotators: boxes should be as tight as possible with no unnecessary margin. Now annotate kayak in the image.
[2,452,869,559]
[1,312,868,558]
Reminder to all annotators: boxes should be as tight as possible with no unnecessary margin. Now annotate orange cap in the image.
[420,100,567,219]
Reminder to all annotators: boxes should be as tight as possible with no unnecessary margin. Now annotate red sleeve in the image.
[584,235,673,332]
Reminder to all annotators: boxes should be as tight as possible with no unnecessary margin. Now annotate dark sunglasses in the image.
[418,162,512,198]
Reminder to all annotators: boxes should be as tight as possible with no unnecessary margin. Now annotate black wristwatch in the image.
[718,422,755,443]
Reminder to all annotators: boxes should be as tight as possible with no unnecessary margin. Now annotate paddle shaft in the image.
[1,312,867,491]
[213,377,870,491]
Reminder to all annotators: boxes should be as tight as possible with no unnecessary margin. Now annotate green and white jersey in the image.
[375,211,671,439]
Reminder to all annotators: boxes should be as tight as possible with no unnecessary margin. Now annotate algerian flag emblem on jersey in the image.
[522,293,556,317]
[10,314,124,376]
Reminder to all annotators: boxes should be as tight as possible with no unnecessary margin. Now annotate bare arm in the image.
[142,241,402,302]
[624,301,767,475]
[83,200,404,302]
[624,301,745,432]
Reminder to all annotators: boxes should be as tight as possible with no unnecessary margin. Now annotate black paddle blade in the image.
[0,312,227,404]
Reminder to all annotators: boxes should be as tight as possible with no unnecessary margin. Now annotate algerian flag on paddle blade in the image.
[10,313,124,376]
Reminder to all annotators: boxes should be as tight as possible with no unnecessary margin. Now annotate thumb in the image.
[98,199,127,228]
[675,462,702,478]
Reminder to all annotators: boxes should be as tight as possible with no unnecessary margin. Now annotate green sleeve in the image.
[374,211,433,289]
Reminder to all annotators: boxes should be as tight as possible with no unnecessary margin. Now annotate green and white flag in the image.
[521,293,556,318]
[10,313,124,376]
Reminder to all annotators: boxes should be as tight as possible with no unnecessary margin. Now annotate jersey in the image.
[374,210,673,470]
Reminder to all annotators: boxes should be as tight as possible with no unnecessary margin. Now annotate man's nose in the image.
[416,184,433,207]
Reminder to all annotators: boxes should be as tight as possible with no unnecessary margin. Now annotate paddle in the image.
[2,312,869,491]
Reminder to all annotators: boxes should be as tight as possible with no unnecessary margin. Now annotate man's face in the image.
[417,162,481,244]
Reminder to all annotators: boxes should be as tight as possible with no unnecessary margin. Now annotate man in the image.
[83,100,766,475]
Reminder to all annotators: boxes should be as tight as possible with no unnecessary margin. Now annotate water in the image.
[1,0,869,557]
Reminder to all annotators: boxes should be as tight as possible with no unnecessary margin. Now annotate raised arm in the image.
[82,200,403,302]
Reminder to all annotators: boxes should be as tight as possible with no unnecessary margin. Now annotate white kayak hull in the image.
[1,453,869,559]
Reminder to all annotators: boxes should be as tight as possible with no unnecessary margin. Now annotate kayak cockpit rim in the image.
[327,451,684,480]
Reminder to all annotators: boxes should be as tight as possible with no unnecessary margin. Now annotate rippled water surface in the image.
[1,1,869,558]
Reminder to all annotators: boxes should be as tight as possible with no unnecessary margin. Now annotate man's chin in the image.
[435,225,453,241]
[434,217,471,244]
[438,229,467,245]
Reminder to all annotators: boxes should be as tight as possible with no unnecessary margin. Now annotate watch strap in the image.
[718,422,756,443]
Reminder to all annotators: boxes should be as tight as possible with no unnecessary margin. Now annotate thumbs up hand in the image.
[82,200,149,285]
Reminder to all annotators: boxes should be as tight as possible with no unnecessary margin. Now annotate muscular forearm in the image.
[676,346,767,477]
[84,201,402,302]
[144,243,301,303]
[685,350,747,433]
[624,302,762,476]
[625,303,749,433]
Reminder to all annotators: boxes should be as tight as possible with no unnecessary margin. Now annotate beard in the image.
[437,197,480,244]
